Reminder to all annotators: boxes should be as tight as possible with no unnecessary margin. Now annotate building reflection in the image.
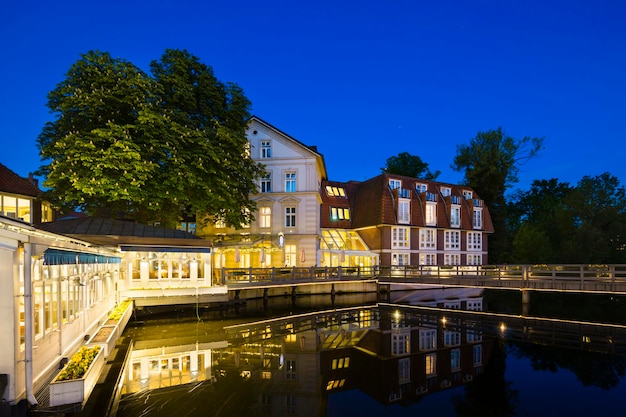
[119,289,494,415]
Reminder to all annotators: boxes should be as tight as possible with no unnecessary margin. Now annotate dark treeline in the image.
[504,173,626,264]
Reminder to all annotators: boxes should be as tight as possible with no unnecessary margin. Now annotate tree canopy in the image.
[37,49,263,228]
[452,128,544,262]
[509,173,626,264]
[382,152,440,179]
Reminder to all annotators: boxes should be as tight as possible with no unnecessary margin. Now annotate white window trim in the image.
[392,226,410,249]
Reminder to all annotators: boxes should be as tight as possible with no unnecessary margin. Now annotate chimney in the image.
[28,173,39,188]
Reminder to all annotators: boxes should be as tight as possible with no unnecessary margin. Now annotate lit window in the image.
[261,173,272,193]
[426,203,437,226]
[215,218,226,229]
[260,140,272,158]
[285,172,297,192]
[392,227,410,248]
[326,379,346,390]
[425,353,436,375]
[260,206,271,228]
[285,206,296,228]
[389,179,401,190]
[284,244,297,267]
[331,357,350,370]
[331,207,350,220]
[326,185,346,197]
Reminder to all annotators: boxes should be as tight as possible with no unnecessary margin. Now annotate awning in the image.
[119,245,212,253]
[43,249,122,265]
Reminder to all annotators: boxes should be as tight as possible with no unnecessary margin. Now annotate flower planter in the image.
[86,325,117,358]
[103,300,133,339]
[49,346,105,407]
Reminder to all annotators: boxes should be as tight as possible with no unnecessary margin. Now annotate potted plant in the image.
[49,345,105,406]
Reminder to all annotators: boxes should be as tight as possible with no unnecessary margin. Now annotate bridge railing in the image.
[218,265,378,285]
[216,264,626,292]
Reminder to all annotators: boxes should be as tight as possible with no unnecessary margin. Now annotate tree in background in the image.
[563,173,626,263]
[507,179,573,263]
[37,50,263,228]
[382,152,440,179]
[507,173,626,264]
[452,128,543,262]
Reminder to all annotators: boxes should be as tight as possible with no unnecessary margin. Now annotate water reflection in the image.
[117,291,626,416]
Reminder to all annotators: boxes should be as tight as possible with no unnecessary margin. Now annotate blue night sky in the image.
[2,0,625,194]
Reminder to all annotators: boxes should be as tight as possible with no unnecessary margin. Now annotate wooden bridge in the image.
[218,264,626,295]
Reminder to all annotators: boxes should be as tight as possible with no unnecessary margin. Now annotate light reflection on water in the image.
[116,290,626,417]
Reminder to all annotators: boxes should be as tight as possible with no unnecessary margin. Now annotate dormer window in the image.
[325,185,346,197]
[463,190,473,200]
[440,187,451,197]
[416,183,427,193]
[389,179,401,190]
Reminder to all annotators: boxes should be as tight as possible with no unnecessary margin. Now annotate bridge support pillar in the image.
[521,290,530,315]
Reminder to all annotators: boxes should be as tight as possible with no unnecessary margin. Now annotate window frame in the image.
[260,139,272,158]
[285,171,297,192]
[391,226,410,249]
[285,206,296,228]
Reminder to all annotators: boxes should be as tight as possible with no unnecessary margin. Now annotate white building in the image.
[201,116,328,269]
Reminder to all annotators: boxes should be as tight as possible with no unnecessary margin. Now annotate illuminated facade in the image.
[330,173,494,266]
[198,116,328,269]
[0,216,223,409]
[0,163,53,224]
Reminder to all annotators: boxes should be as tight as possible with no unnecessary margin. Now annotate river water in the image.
[115,289,626,417]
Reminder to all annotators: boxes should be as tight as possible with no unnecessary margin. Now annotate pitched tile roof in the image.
[0,163,41,197]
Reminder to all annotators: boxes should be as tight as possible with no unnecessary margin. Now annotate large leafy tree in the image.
[381,151,440,179]
[149,49,263,227]
[37,50,263,227]
[452,128,543,262]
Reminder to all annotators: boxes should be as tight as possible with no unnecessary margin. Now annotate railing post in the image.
[249,267,253,283]
[611,265,616,291]
[271,267,276,281]
[338,266,343,279]
[580,265,584,291]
